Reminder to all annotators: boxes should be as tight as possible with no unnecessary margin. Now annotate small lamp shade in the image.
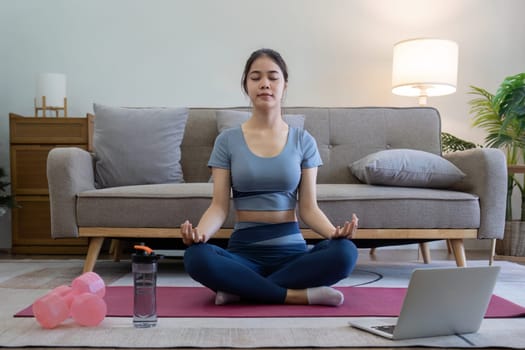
[392,38,458,105]
[35,73,67,108]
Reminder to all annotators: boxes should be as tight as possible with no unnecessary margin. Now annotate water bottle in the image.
[132,245,161,328]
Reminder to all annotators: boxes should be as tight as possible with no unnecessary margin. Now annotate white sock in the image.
[215,291,241,305]
[306,287,344,306]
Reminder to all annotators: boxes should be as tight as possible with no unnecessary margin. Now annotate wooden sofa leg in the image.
[446,239,453,254]
[449,239,467,267]
[419,242,431,264]
[83,237,105,273]
[489,238,496,266]
[109,239,122,262]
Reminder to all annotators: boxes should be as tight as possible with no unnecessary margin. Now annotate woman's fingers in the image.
[351,214,359,236]
[343,221,353,238]
[181,220,193,245]
[333,214,359,239]
[333,225,347,238]
[181,220,205,245]
[193,227,202,242]
[333,226,341,238]
[188,222,194,241]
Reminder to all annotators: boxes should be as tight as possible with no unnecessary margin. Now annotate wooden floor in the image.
[1,247,523,350]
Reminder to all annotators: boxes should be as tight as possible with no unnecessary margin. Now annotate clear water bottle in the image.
[132,245,161,328]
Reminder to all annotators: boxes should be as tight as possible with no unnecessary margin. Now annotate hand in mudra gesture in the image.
[332,213,358,239]
[180,220,206,246]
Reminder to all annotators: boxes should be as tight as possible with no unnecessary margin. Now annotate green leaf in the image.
[468,74,525,166]
[441,132,478,153]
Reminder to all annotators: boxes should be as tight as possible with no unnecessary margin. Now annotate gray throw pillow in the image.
[93,104,189,188]
[349,149,466,188]
[216,110,305,133]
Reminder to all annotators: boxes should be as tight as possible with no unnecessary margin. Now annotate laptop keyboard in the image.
[372,325,396,334]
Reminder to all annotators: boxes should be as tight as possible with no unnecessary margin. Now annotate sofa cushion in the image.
[216,110,305,133]
[77,183,236,227]
[349,149,465,188]
[93,104,189,188]
[76,183,479,229]
[312,184,478,229]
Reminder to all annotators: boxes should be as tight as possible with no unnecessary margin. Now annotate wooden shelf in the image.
[9,113,89,254]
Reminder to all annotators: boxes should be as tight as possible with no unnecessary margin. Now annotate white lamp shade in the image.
[35,73,67,107]
[392,38,458,97]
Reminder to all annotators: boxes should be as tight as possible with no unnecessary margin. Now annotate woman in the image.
[181,48,358,306]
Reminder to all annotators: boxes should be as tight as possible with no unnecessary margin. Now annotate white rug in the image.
[1,256,525,348]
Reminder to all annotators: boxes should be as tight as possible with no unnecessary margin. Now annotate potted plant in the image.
[469,72,525,255]
[441,132,478,154]
[0,167,16,217]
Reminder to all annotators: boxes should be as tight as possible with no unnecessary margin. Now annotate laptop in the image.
[348,266,500,340]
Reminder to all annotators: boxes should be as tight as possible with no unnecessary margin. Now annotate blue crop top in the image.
[208,126,323,211]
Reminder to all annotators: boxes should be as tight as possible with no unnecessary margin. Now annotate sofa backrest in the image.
[181,107,442,184]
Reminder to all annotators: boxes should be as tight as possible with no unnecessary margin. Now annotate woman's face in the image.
[245,55,287,110]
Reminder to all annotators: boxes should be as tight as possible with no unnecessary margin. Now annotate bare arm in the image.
[181,168,231,245]
[298,167,358,239]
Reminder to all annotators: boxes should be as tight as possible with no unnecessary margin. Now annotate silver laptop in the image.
[348,266,500,340]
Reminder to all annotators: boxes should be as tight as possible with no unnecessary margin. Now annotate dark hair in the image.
[241,48,288,94]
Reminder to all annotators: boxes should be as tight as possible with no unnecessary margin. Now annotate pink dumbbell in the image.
[32,272,107,329]
[72,271,106,298]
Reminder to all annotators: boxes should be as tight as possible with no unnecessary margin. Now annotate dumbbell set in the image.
[32,271,108,329]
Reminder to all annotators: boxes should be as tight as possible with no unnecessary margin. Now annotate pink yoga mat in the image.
[16,286,525,318]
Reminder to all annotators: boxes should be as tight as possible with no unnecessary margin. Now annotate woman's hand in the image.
[181,220,206,246]
[332,213,359,239]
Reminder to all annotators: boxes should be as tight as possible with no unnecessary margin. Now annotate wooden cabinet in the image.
[9,113,89,254]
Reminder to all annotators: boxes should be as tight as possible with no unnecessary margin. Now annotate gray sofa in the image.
[47,107,507,272]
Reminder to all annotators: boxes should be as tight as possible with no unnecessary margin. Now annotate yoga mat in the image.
[16,286,525,318]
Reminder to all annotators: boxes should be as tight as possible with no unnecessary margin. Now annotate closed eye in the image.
[249,71,281,81]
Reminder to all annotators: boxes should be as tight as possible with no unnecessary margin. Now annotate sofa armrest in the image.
[444,148,507,239]
[47,147,96,238]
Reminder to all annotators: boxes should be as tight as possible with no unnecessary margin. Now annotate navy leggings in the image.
[183,222,358,304]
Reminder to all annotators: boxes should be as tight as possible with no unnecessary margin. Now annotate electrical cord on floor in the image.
[349,268,384,286]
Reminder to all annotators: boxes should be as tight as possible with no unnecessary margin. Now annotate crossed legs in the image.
[183,239,358,305]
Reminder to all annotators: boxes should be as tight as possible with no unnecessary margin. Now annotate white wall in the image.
[1,0,524,249]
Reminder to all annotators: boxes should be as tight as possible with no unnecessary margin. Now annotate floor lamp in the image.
[391,38,458,105]
[381,38,459,261]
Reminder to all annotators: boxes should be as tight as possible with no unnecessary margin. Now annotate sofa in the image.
[47,106,507,272]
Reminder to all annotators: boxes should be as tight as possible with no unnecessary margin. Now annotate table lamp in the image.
[392,38,458,105]
[35,73,68,117]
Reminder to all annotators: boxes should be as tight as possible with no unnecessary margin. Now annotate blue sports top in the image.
[208,126,323,211]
